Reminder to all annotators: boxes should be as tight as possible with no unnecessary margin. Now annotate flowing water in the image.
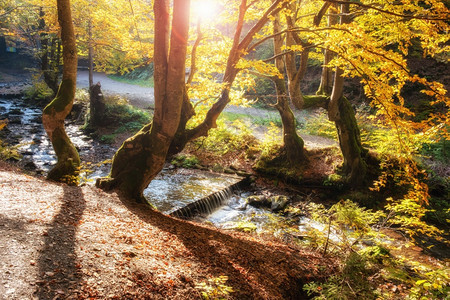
[144,168,241,214]
[0,97,252,220]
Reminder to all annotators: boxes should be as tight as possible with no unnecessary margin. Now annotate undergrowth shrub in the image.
[83,95,152,144]
[102,96,151,126]
[258,122,282,160]
[303,110,337,140]
[0,120,21,161]
[171,154,200,168]
[24,77,54,103]
[304,252,378,300]
[192,119,258,157]
[302,200,449,300]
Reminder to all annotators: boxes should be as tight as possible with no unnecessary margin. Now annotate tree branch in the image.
[187,20,204,85]
[324,0,450,21]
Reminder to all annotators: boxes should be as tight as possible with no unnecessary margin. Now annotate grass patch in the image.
[221,111,282,128]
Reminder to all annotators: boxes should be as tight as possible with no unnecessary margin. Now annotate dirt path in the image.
[76,71,155,109]
[75,71,337,149]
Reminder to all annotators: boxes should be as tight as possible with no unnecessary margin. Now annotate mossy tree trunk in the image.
[272,9,307,163]
[328,4,368,186]
[96,0,190,201]
[42,0,80,184]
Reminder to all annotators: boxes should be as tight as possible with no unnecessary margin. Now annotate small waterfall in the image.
[169,176,249,219]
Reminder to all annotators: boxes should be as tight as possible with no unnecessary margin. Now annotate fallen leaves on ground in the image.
[0,161,337,299]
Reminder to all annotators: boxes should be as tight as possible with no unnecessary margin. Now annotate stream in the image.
[0,97,277,230]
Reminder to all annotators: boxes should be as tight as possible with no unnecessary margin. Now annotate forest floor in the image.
[0,160,338,299]
[0,67,342,299]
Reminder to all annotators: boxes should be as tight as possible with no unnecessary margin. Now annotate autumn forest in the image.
[0,0,449,299]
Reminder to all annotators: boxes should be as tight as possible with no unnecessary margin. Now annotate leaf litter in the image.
[0,161,337,299]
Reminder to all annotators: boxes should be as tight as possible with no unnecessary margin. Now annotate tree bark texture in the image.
[96,0,190,201]
[272,10,307,163]
[328,4,367,186]
[42,0,80,183]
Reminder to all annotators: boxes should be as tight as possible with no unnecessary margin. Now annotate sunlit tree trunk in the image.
[328,4,368,186]
[96,0,190,201]
[42,0,80,183]
[272,9,307,162]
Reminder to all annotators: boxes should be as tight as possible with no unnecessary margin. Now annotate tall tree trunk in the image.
[42,0,80,184]
[88,18,94,88]
[284,1,307,109]
[273,77,308,162]
[316,48,333,96]
[96,0,190,201]
[316,3,337,96]
[39,9,59,97]
[87,18,105,128]
[328,4,367,186]
[272,8,307,162]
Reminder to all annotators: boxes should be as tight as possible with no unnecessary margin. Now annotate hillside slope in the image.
[0,161,336,299]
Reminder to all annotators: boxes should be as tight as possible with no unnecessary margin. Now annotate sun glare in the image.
[192,0,220,23]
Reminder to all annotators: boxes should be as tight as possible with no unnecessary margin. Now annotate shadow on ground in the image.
[36,185,85,299]
[117,195,337,299]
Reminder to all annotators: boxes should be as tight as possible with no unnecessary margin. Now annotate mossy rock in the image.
[246,195,290,212]
[267,195,289,212]
[246,195,270,208]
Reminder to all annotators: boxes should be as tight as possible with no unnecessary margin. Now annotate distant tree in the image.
[38,7,61,97]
